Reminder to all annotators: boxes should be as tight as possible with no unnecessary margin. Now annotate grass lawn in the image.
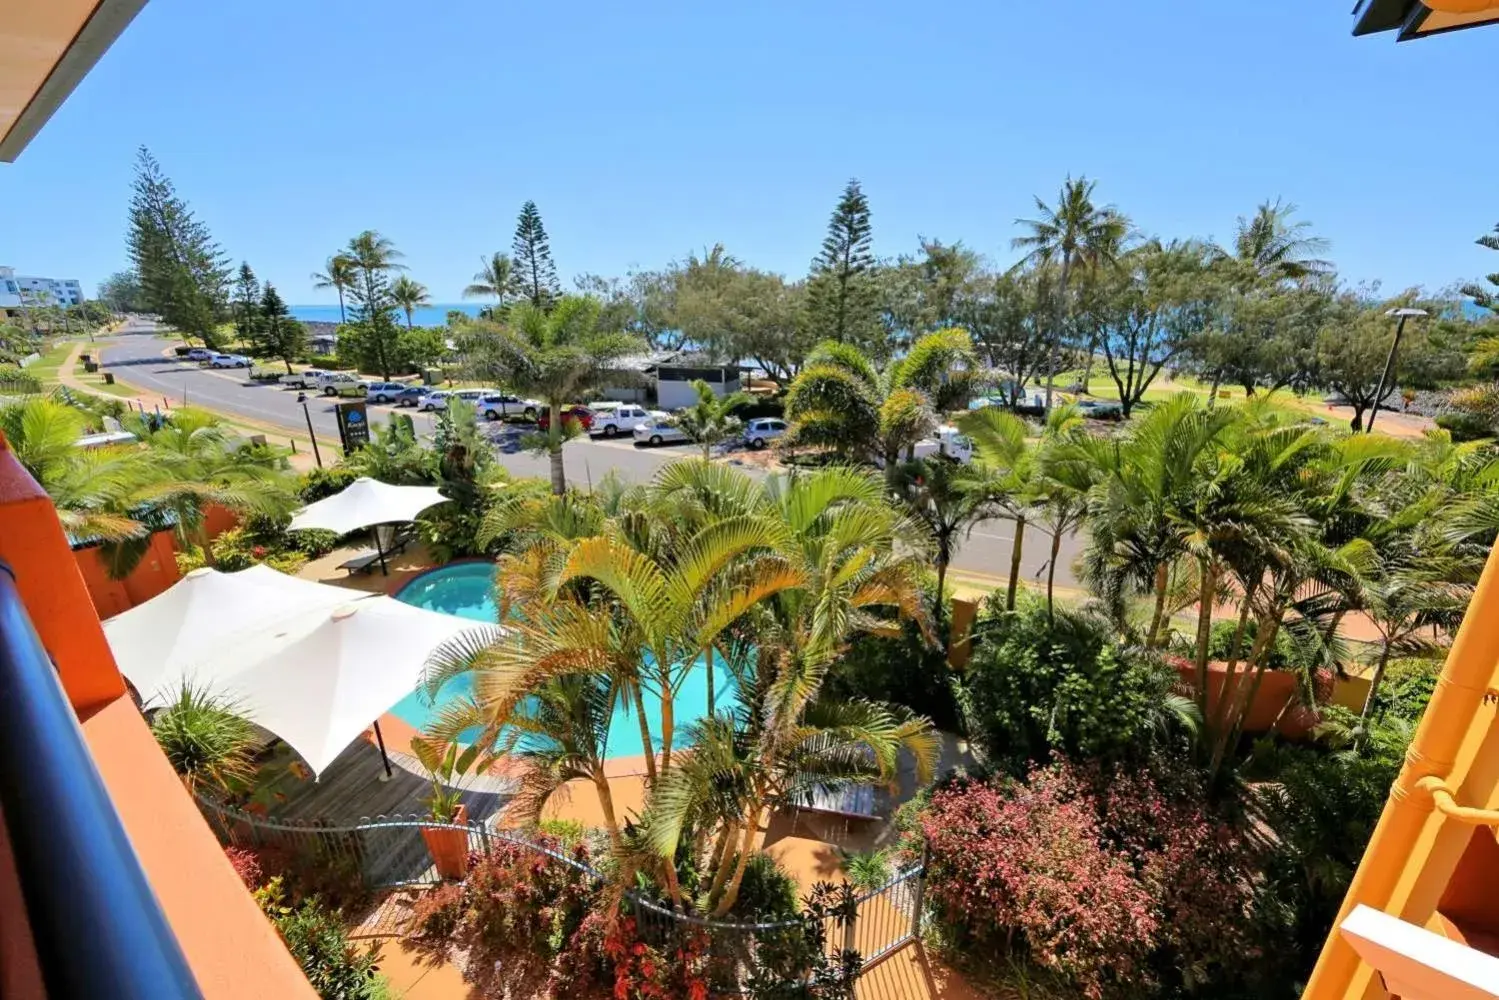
[24,339,81,383]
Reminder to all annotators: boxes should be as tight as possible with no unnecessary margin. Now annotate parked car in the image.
[633,412,688,446]
[478,392,542,421]
[537,405,594,432]
[209,352,252,368]
[1075,399,1123,421]
[364,381,408,404]
[281,368,327,389]
[912,425,974,464]
[185,347,214,362]
[315,372,368,397]
[420,390,451,412]
[395,385,433,407]
[743,417,788,449]
[592,403,653,438]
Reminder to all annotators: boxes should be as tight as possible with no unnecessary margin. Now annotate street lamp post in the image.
[1366,307,1428,433]
[297,392,323,467]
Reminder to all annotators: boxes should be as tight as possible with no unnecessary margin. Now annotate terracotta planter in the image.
[421,802,470,880]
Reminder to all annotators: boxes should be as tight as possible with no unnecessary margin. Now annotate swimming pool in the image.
[389,562,738,760]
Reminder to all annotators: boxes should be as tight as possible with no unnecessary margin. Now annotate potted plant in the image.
[412,737,480,879]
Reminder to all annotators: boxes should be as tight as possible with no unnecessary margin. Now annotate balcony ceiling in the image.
[0,0,147,162]
[1354,0,1499,39]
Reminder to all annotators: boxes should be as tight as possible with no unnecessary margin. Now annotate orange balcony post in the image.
[1304,538,1499,998]
[0,431,126,716]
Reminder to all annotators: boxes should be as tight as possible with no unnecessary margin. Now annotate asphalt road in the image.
[98,320,1082,587]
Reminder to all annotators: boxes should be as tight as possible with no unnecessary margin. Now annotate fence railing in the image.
[195,792,924,982]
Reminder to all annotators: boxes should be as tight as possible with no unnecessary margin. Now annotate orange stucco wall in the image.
[73,531,181,620]
[0,432,316,998]
[1171,660,1317,741]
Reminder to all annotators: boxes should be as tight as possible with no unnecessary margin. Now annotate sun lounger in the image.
[338,550,383,575]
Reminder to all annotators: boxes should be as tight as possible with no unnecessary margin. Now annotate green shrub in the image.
[960,596,1192,770]
[536,817,585,847]
[1436,411,1493,442]
[1202,618,1314,671]
[299,466,359,503]
[1373,658,1441,724]
[838,849,892,892]
[726,852,801,921]
[259,882,383,1000]
[823,622,959,731]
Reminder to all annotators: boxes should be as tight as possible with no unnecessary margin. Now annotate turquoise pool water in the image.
[389,562,738,759]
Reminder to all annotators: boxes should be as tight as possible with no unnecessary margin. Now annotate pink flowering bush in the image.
[920,760,1257,998]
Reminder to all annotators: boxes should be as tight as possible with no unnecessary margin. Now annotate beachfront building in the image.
[0,2,321,997]
[0,266,85,311]
[1302,12,1499,1000]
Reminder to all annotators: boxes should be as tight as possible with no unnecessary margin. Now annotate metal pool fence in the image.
[196,794,926,986]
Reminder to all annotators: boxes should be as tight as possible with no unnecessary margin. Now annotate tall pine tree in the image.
[127,147,231,348]
[344,229,405,379]
[231,262,261,346]
[511,200,560,310]
[256,283,306,374]
[805,179,882,353]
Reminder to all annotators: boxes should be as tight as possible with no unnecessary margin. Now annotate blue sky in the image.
[2,0,1496,303]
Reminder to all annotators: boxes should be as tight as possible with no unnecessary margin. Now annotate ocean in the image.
[289,303,483,327]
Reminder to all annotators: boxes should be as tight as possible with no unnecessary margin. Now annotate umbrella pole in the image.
[372,720,394,781]
[373,525,389,576]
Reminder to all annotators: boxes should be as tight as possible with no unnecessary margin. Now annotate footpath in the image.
[56,339,341,473]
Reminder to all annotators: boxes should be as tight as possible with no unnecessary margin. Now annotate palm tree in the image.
[1082,396,1248,649]
[674,379,753,460]
[466,295,642,493]
[0,397,159,560]
[130,408,296,564]
[956,407,1034,609]
[891,456,989,631]
[1221,199,1332,283]
[390,275,430,331]
[783,330,974,473]
[1029,404,1090,617]
[1012,177,1129,408]
[310,254,357,325]
[463,252,517,318]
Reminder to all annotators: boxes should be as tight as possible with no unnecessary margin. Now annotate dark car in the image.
[537,405,594,432]
[395,385,433,408]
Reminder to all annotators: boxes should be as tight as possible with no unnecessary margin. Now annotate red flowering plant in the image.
[600,916,711,1000]
[461,835,598,963]
[224,845,263,889]
[919,759,1257,999]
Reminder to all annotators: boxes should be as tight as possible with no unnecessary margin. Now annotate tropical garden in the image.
[24,148,1498,998]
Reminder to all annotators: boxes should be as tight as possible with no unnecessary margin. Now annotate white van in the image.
[592,404,653,438]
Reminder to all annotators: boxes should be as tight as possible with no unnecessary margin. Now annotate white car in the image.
[420,389,451,412]
[912,425,974,464]
[315,372,368,397]
[281,368,327,390]
[209,353,252,368]
[478,392,541,421]
[421,388,492,412]
[743,417,788,449]
[633,412,689,446]
[364,381,408,404]
[185,347,214,362]
[592,403,653,438]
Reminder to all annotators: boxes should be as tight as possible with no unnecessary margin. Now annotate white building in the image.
[0,266,85,310]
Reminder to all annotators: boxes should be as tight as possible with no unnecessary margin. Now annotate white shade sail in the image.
[104,566,377,705]
[288,477,449,534]
[104,565,500,778]
[192,600,499,778]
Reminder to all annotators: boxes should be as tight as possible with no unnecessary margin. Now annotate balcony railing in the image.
[0,562,203,999]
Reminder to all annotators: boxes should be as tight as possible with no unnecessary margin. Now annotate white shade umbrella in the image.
[184,600,501,779]
[104,565,376,705]
[289,478,449,576]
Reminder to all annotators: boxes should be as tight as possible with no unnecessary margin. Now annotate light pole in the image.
[1366,307,1428,433]
[297,392,323,467]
